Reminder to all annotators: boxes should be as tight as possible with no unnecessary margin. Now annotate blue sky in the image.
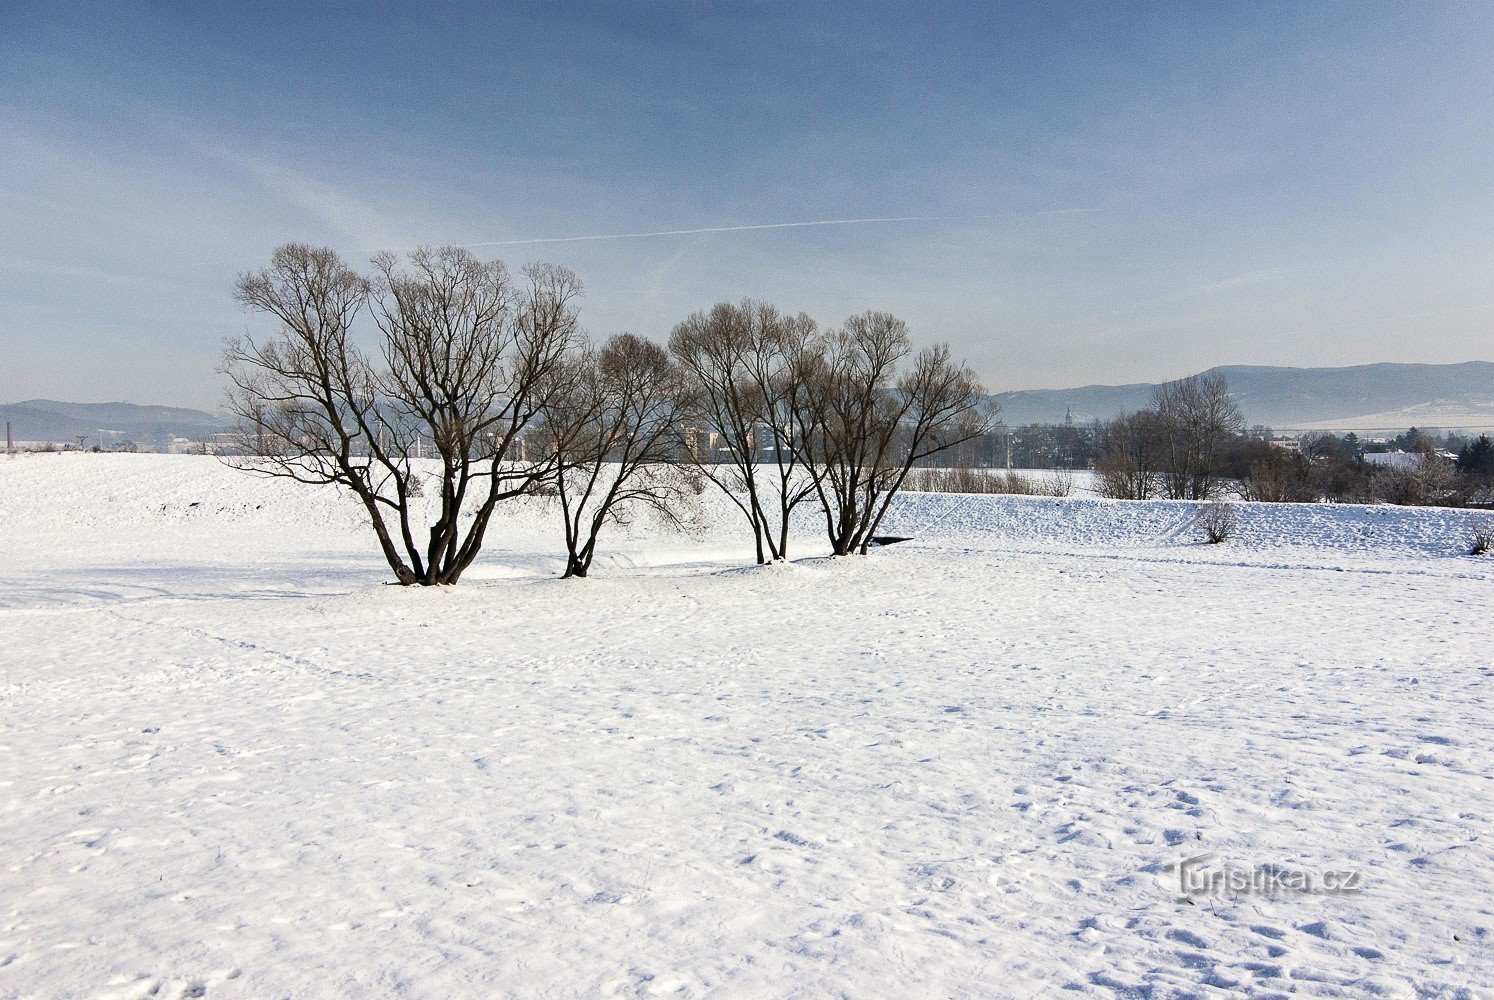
[3,1,1492,408]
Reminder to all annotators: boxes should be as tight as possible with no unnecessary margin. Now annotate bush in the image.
[1234,445,1313,502]
[1371,456,1459,507]
[1469,521,1493,556]
[1197,500,1236,544]
[1039,469,1074,497]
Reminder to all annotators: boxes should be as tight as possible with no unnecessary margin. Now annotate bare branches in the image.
[669,300,818,563]
[1095,375,1244,502]
[1196,499,1237,544]
[1152,373,1244,501]
[221,243,578,585]
[539,333,695,578]
[225,248,993,577]
[1096,411,1165,500]
[794,313,992,555]
[667,303,990,559]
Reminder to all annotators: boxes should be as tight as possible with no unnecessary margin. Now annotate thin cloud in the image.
[445,209,1102,249]
[1078,266,1303,330]
[140,114,417,251]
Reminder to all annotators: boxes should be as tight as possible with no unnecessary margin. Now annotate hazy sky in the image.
[3,2,1492,409]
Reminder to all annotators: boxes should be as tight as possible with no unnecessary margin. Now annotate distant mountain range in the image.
[0,400,227,447]
[989,362,1494,431]
[5,362,1493,446]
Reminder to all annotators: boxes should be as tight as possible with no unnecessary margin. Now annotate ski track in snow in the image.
[0,454,1491,998]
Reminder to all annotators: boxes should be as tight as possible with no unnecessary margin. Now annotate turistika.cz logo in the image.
[1175,854,1365,896]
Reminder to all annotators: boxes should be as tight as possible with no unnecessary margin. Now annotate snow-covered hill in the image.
[0,399,227,449]
[989,361,1494,430]
[1,454,1490,997]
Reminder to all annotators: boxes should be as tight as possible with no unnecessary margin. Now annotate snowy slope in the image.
[986,361,1494,429]
[1,454,1490,998]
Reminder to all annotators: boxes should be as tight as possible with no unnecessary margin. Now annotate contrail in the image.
[451,209,1098,248]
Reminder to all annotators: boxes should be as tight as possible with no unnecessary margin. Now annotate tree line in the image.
[1218,429,1494,507]
[221,243,991,585]
[1091,381,1493,506]
[906,375,1493,508]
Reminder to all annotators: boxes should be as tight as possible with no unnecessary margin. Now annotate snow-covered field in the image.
[2,454,1490,998]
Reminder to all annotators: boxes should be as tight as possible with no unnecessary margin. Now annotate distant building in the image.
[683,427,720,460]
[168,435,233,455]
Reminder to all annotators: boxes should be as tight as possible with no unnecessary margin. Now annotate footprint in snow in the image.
[1249,924,1288,940]
[1166,928,1210,949]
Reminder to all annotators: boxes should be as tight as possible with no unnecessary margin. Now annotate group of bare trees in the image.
[223,244,989,584]
[1095,373,1244,500]
[670,302,990,558]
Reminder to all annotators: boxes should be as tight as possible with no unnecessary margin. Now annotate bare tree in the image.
[1095,410,1163,500]
[539,333,695,578]
[221,243,579,585]
[794,312,992,555]
[1153,373,1244,500]
[669,301,818,563]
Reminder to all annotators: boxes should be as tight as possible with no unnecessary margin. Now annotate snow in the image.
[2,453,1491,997]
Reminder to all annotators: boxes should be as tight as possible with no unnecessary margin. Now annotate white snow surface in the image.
[1,453,1491,998]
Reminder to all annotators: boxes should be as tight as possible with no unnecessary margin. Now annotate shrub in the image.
[903,467,1071,496]
[1038,469,1074,497]
[1469,521,1493,556]
[1236,448,1313,503]
[1370,455,1459,507]
[1197,500,1236,544]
